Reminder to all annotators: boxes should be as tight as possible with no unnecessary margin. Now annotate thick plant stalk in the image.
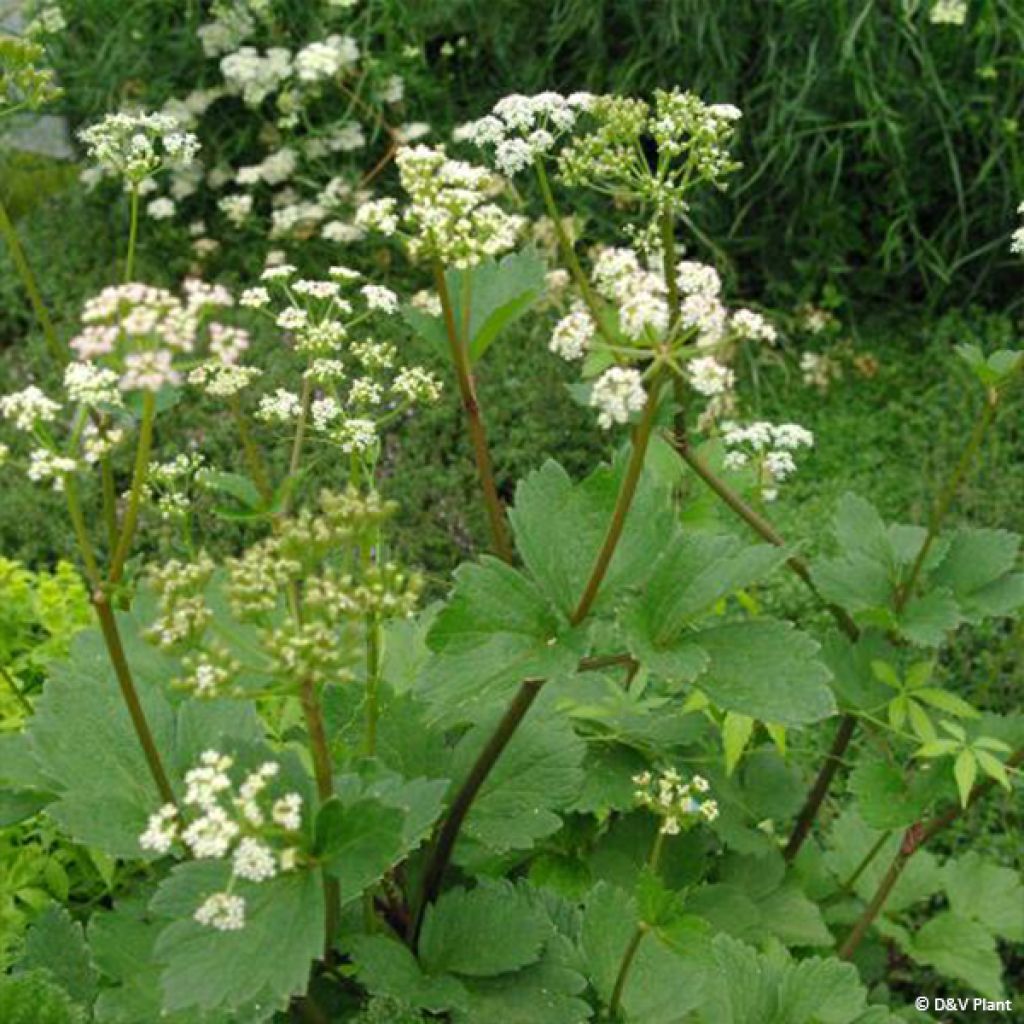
[93,591,177,806]
[108,391,157,585]
[433,261,513,563]
[300,675,342,956]
[838,748,1022,960]
[411,382,667,940]
[571,372,666,624]
[408,677,545,942]
[0,194,65,366]
[124,185,141,283]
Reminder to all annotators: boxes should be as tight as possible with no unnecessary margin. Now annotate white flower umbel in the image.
[633,768,718,835]
[232,838,278,882]
[590,367,647,429]
[1012,201,1024,255]
[0,386,61,431]
[456,91,594,173]
[194,891,246,931]
[26,450,78,491]
[390,145,525,269]
[63,362,122,407]
[549,306,595,361]
[722,420,814,501]
[139,804,179,854]
[271,792,303,831]
[687,356,735,397]
[78,110,200,184]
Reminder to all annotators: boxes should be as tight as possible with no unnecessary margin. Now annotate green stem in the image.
[571,372,665,625]
[533,158,611,342]
[300,672,341,956]
[433,259,513,563]
[100,456,119,553]
[0,664,33,715]
[608,830,667,1018]
[894,392,999,613]
[0,193,65,365]
[839,746,1023,960]
[659,212,681,325]
[109,391,157,585]
[231,394,273,502]
[364,613,382,757]
[65,475,102,587]
[279,378,313,520]
[92,590,177,806]
[124,185,140,283]
[834,829,891,899]
[408,677,545,944]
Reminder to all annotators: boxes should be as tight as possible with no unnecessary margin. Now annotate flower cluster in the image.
[632,768,718,835]
[721,421,814,502]
[78,110,200,184]
[0,33,61,113]
[455,91,595,176]
[547,242,774,430]
[1011,201,1024,256]
[70,280,235,394]
[99,1,418,249]
[558,89,742,210]
[929,0,967,26]
[238,264,442,457]
[139,751,305,931]
[358,145,524,269]
[146,490,421,697]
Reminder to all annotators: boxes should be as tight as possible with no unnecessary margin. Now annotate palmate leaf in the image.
[419,880,553,978]
[24,610,265,859]
[450,708,585,863]
[693,621,835,726]
[943,852,1024,943]
[402,249,547,364]
[419,557,583,725]
[17,905,97,1007]
[347,934,468,1014]
[930,526,1024,622]
[151,861,324,1016]
[318,774,447,904]
[88,899,243,1024]
[847,759,943,829]
[901,912,1005,1000]
[695,935,885,1024]
[580,882,713,1023]
[509,459,674,619]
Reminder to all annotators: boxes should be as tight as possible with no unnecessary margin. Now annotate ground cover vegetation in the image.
[0,2,1022,1022]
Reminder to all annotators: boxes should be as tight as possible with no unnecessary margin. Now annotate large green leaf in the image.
[89,900,240,1024]
[509,459,673,619]
[402,249,546,364]
[25,613,265,858]
[420,557,582,724]
[17,905,97,1006]
[319,773,447,903]
[847,759,941,830]
[943,852,1024,943]
[696,935,878,1024]
[151,861,323,1015]
[931,527,1024,622]
[451,709,585,861]
[347,934,468,1014]
[822,810,941,914]
[315,797,406,905]
[452,934,591,1023]
[902,912,1004,999]
[419,880,553,978]
[693,620,835,725]
[580,882,713,1022]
